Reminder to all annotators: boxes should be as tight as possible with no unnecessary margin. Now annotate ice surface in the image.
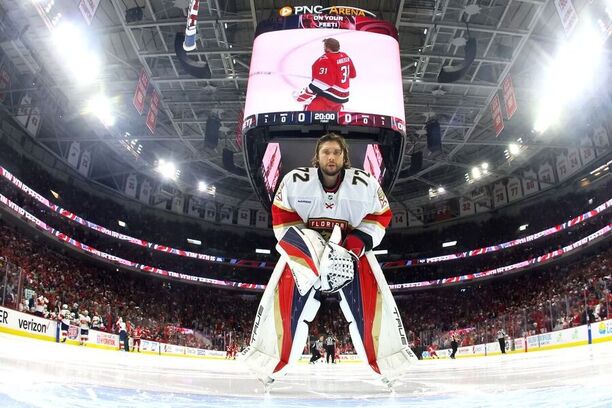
[0,333,610,407]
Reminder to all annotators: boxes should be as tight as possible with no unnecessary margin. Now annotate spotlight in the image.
[472,167,482,179]
[156,159,178,180]
[508,143,520,155]
[86,94,115,126]
[198,181,207,192]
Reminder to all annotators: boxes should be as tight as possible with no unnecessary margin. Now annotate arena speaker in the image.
[409,151,423,174]
[426,119,442,152]
[398,151,423,178]
[222,148,247,177]
[125,6,144,22]
[205,115,221,148]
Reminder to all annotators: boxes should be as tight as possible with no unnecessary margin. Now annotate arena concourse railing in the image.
[0,191,610,292]
[1,164,610,272]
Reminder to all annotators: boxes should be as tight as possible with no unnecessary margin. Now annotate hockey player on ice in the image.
[58,304,70,343]
[242,133,416,390]
[78,310,91,346]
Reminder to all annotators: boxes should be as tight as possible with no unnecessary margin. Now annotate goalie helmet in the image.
[62,304,68,310]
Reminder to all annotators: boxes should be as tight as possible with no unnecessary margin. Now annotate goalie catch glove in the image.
[293,86,316,103]
[319,230,365,293]
[319,241,357,293]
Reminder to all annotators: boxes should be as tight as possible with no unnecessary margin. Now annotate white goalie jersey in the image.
[271,167,392,247]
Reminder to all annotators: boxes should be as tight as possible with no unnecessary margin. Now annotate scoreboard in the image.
[241,11,407,209]
[243,111,405,133]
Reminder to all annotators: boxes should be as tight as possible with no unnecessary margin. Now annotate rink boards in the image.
[2,305,611,362]
[0,306,226,359]
[423,320,612,359]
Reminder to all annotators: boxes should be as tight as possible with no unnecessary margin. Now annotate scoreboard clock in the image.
[242,12,407,209]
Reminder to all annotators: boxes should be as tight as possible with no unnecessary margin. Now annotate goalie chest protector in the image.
[273,167,390,241]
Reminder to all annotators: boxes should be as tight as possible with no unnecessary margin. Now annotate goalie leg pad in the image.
[338,253,417,381]
[243,260,321,381]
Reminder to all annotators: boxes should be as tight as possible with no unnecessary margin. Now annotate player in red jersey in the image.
[427,344,439,359]
[132,326,142,352]
[226,342,238,360]
[294,38,356,112]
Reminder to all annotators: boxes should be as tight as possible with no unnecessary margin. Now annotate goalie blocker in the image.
[242,227,417,385]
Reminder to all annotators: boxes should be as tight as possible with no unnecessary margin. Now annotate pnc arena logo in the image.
[278,5,376,18]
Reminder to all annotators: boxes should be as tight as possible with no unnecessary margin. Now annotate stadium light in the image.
[508,143,521,156]
[471,166,482,179]
[533,26,606,133]
[52,22,101,84]
[442,241,457,248]
[373,249,388,255]
[519,224,528,231]
[86,94,115,127]
[156,159,178,180]
[437,186,446,194]
[117,220,126,228]
[255,248,271,254]
[187,238,202,246]
[198,181,207,192]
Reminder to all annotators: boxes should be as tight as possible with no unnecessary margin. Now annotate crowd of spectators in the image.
[0,143,609,268]
[0,221,259,350]
[0,141,610,356]
[397,245,611,353]
[0,158,608,285]
[0,216,609,357]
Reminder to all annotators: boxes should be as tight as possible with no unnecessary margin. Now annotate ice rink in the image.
[0,333,611,408]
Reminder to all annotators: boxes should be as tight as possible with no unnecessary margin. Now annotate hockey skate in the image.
[258,375,275,393]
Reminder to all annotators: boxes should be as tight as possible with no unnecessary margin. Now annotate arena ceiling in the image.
[0,0,608,208]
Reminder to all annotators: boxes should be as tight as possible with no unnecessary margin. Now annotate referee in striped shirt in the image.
[325,333,337,364]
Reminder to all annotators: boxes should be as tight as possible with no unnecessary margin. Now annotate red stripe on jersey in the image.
[272,204,303,227]
[363,208,392,229]
[273,265,296,373]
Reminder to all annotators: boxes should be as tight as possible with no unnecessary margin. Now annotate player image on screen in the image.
[293,38,356,112]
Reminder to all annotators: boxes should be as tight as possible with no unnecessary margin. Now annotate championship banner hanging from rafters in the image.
[78,0,101,26]
[501,75,517,120]
[146,90,160,134]
[553,0,578,37]
[133,69,149,115]
[0,66,10,103]
[490,94,504,137]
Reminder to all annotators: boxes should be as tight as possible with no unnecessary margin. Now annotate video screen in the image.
[244,18,404,122]
[363,143,384,182]
[261,142,282,198]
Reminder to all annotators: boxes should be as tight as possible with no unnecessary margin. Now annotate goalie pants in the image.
[305,97,343,112]
[243,253,416,381]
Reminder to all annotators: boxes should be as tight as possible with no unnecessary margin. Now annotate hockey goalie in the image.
[242,132,417,388]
